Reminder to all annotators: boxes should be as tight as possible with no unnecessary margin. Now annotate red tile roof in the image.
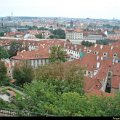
[12,47,50,60]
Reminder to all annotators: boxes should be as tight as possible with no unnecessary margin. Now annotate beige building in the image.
[65,29,83,40]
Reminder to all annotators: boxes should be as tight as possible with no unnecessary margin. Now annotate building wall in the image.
[66,32,83,40]
[65,49,80,60]
[12,58,50,68]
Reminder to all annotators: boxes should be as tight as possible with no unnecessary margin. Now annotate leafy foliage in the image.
[81,41,94,47]
[0,46,9,60]
[38,27,48,30]
[0,32,4,37]
[35,62,84,95]
[49,29,65,39]
[96,39,109,45]
[13,62,34,87]
[13,78,120,116]
[1,60,120,116]
[0,99,17,109]
[8,41,23,58]
[49,46,67,63]
[0,61,9,85]
[35,34,43,39]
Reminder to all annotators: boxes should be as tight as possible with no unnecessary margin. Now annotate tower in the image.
[70,20,73,28]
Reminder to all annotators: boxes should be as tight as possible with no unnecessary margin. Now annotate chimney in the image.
[64,42,66,48]
[112,58,115,64]
[97,56,99,60]
[94,44,97,48]
[96,62,100,69]
[101,57,103,60]
[84,46,86,49]
[100,45,103,49]
[49,49,51,53]
[111,46,113,50]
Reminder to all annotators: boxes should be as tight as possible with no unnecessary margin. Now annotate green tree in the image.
[35,34,43,39]
[0,46,9,60]
[81,41,94,47]
[13,62,34,87]
[8,41,22,58]
[0,61,8,85]
[35,62,84,95]
[8,61,120,116]
[0,98,17,109]
[49,46,67,63]
[104,93,120,116]
[0,32,4,37]
[49,29,65,39]
[38,27,48,30]
[27,26,38,30]
[96,39,109,45]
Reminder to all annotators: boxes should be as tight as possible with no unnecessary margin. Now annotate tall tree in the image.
[35,62,84,94]
[49,46,67,63]
[0,32,4,37]
[49,29,65,39]
[13,62,34,87]
[0,46,9,60]
[8,41,22,58]
[81,41,94,47]
[0,61,8,85]
[35,34,43,39]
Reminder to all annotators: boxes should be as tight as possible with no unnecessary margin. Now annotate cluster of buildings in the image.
[4,30,52,39]
[0,37,120,96]
[1,16,120,96]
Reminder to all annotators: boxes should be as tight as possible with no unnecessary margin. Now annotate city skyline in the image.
[0,0,120,19]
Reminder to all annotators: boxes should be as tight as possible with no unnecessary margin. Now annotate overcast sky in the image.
[0,0,120,19]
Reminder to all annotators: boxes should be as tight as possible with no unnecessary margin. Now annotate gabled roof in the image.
[12,47,50,60]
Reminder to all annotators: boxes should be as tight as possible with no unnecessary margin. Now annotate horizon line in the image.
[0,16,119,20]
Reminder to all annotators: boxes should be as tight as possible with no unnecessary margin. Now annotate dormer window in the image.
[88,71,91,74]
[36,54,40,58]
[94,51,98,55]
[103,52,108,57]
[87,49,91,53]
[113,53,117,57]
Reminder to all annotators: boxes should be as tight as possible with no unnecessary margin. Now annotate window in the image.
[103,52,108,56]
[94,51,98,55]
[37,59,39,65]
[87,49,91,53]
[113,53,117,57]
[41,59,43,64]
[88,71,91,74]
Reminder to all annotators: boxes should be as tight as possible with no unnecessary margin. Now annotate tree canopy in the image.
[13,62,34,87]
[0,32,4,37]
[0,46,9,60]
[81,41,94,47]
[49,46,67,63]
[49,29,65,39]
[8,41,23,58]
[0,61,120,116]
[35,34,43,39]
[0,61,10,85]
[96,39,109,45]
